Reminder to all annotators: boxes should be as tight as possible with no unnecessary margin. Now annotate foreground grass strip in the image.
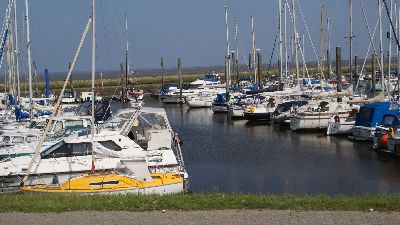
[1,193,400,212]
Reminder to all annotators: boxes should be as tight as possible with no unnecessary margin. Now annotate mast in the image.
[278,0,283,88]
[349,0,353,86]
[291,0,300,86]
[125,12,128,102]
[225,5,230,87]
[379,0,385,93]
[24,0,33,120]
[389,0,393,82]
[91,0,96,174]
[284,0,288,81]
[234,17,239,85]
[319,0,325,78]
[327,16,332,76]
[251,16,257,85]
[13,0,20,103]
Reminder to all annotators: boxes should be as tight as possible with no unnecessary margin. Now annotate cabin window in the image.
[99,141,122,151]
[12,136,24,143]
[50,121,63,133]
[65,120,84,127]
[382,116,396,127]
[359,108,373,121]
[41,141,92,159]
[26,136,37,143]
[3,136,10,143]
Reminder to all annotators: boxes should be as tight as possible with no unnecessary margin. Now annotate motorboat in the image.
[350,102,400,141]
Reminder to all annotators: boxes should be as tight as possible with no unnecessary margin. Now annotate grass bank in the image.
[1,193,400,212]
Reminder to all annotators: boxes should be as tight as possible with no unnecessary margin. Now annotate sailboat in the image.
[20,1,185,195]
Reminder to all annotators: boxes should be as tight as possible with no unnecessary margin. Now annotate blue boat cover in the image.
[355,102,400,127]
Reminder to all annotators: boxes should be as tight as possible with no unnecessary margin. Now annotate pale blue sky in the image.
[0,0,393,74]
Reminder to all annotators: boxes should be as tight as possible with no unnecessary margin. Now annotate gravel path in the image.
[1,210,399,225]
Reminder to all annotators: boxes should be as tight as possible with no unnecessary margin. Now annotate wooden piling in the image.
[161,57,165,89]
[327,49,331,80]
[257,52,262,89]
[33,61,38,98]
[178,58,183,103]
[336,47,342,102]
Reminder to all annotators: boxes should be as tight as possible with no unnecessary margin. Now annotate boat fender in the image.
[334,115,340,123]
[250,105,254,113]
[389,127,395,138]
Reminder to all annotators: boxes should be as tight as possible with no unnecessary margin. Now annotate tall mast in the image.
[284,1,288,81]
[225,5,230,86]
[125,12,128,101]
[251,16,257,85]
[379,0,384,93]
[291,0,300,86]
[91,0,96,174]
[24,0,33,119]
[319,0,325,78]
[278,0,283,87]
[349,0,353,86]
[327,16,332,76]
[397,4,400,78]
[13,0,20,103]
[234,16,239,84]
[389,0,393,81]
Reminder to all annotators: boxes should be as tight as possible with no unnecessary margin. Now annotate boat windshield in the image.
[359,108,374,121]
[138,113,168,130]
[381,115,400,128]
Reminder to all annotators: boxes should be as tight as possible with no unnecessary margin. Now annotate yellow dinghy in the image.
[21,172,184,195]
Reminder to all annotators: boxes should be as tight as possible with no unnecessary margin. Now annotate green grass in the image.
[0,193,400,212]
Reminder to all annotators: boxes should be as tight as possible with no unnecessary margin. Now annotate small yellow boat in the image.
[21,172,184,195]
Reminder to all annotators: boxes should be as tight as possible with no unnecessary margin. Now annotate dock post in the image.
[336,47,342,102]
[161,57,165,89]
[178,58,183,104]
[257,52,262,89]
[45,69,50,98]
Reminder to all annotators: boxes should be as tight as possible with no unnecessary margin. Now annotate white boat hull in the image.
[187,100,213,108]
[350,126,376,141]
[327,121,354,135]
[212,105,228,113]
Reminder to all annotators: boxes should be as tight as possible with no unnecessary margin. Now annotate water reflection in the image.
[113,97,400,195]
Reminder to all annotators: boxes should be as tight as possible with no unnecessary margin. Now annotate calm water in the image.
[117,98,400,195]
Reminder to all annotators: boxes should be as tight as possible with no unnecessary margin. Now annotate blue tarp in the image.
[15,107,29,121]
[355,102,400,127]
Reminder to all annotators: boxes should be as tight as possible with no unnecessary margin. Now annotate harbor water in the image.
[117,98,400,195]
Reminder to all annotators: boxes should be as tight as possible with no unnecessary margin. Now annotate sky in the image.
[0,0,395,75]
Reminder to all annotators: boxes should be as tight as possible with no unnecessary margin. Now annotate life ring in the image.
[334,115,340,123]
